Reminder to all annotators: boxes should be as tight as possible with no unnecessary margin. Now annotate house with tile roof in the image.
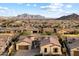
[67,40,79,56]
[16,36,33,51]
[40,36,62,55]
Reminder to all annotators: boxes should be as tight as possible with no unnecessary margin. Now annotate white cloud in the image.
[66,4,72,8]
[0,6,9,14]
[49,3,64,9]
[16,3,24,5]
[26,4,30,6]
[40,6,50,10]
[0,7,9,10]
[40,3,74,18]
[0,10,5,13]
[0,6,18,16]
[40,3,73,13]
[40,3,64,12]
[33,4,37,7]
[40,6,47,9]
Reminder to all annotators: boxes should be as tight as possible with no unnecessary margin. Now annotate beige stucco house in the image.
[26,26,40,34]
[16,36,32,51]
[40,36,62,55]
[68,41,79,56]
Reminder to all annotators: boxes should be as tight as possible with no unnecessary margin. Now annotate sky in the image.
[0,3,79,18]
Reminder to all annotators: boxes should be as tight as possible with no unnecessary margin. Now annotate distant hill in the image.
[56,13,79,20]
[15,13,46,19]
[0,16,10,20]
[0,13,79,20]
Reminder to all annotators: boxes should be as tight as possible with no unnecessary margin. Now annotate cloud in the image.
[40,3,64,12]
[49,3,64,9]
[40,3,73,14]
[0,10,5,13]
[0,7,9,10]
[40,3,74,18]
[33,4,37,7]
[16,3,24,5]
[26,3,30,6]
[0,6,17,16]
[66,4,72,8]
[40,6,50,10]
[0,6,9,14]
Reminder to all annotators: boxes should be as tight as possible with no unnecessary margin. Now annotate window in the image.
[33,31,37,33]
[44,48,47,53]
[53,48,58,52]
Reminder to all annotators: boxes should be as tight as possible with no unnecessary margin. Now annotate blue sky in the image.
[0,3,79,18]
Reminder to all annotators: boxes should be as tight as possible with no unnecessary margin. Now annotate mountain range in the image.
[0,13,79,20]
[56,13,79,20]
[15,13,46,19]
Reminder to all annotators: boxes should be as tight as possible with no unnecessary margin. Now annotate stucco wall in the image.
[40,44,52,55]
[16,42,31,50]
[40,44,62,55]
[51,46,62,55]
[70,47,79,56]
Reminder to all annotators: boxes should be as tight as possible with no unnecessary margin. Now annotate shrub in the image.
[41,31,52,35]
[21,31,31,35]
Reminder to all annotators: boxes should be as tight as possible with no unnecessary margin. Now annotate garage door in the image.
[74,51,79,56]
[19,45,29,50]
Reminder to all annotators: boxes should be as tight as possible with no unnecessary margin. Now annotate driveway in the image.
[14,48,40,56]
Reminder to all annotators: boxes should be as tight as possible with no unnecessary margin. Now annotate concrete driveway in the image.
[14,48,40,56]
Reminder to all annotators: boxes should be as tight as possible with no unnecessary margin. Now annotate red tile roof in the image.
[40,36,61,46]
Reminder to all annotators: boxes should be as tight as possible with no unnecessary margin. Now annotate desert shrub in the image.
[21,31,31,35]
[41,31,52,35]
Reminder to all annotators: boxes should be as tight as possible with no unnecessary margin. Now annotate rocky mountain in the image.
[15,13,46,19]
[56,13,79,20]
[0,13,79,20]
